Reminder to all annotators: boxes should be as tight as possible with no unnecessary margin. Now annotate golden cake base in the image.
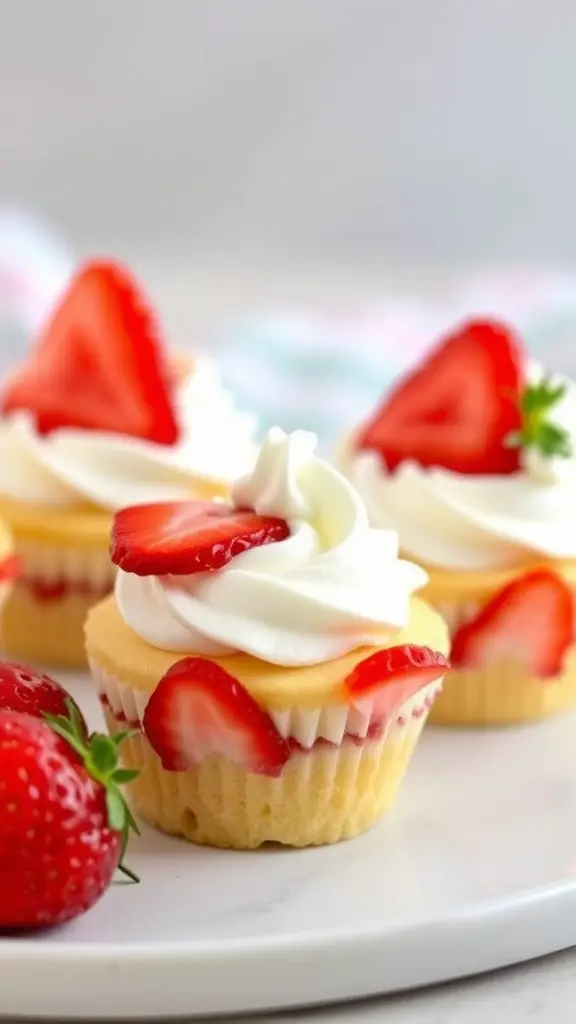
[0,498,114,667]
[103,706,425,849]
[2,583,110,668]
[87,595,449,848]
[422,557,576,726]
[0,484,233,668]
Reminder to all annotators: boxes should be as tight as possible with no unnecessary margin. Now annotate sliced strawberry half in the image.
[112,500,290,576]
[143,657,290,776]
[0,259,179,445]
[450,569,574,679]
[355,319,524,475]
[345,644,449,724]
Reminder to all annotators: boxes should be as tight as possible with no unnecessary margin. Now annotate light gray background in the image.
[1,0,575,269]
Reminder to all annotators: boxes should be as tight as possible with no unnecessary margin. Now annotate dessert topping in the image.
[112,500,290,577]
[0,259,179,445]
[355,319,524,475]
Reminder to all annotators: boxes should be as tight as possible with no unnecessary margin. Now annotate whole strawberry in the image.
[0,661,87,731]
[0,702,139,930]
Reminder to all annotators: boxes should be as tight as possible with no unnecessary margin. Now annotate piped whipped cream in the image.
[0,359,257,510]
[116,427,427,666]
[345,364,576,571]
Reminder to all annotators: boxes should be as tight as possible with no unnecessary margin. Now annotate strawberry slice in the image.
[143,657,290,776]
[355,319,524,475]
[0,259,179,445]
[112,499,290,576]
[345,644,449,724]
[450,569,574,678]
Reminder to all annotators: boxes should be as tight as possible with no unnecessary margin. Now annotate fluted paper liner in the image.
[426,587,576,725]
[92,661,439,849]
[2,539,114,667]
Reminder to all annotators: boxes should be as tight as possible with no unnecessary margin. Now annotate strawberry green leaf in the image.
[111,729,134,747]
[90,734,119,775]
[114,768,141,784]
[66,697,86,735]
[106,787,126,832]
[123,802,140,837]
[506,377,572,461]
[43,702,141,884]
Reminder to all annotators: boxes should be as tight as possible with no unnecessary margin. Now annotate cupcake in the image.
[343,318,576,725]
[86,428,449,849]
[0,259,256,667]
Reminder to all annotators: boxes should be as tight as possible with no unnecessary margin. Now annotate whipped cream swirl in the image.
[0,359,257,510]
[345,365,576,571]
[116,428,427,666]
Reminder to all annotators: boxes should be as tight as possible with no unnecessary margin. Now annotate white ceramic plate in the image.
[2,674,576,1020]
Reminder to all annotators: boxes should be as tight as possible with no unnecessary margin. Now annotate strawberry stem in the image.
[44,698,141,883]
[506,378,572,460]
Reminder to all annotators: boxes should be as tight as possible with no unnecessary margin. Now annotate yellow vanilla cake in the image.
[0,259,256,667]
[0,518,20,632]
[344,317,576,725]
[86,428,449,849]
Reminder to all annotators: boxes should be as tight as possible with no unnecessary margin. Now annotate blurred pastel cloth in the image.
[0,209,73,373]
[216,271,576,451]
[0,211,72,327]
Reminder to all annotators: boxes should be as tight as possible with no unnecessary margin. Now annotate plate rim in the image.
[2,878,576,1019]
[2,875,575,961]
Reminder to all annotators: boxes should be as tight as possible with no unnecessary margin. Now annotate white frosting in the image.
[116,427,427,666]
[345,365,576,571]
[0,359,257,510]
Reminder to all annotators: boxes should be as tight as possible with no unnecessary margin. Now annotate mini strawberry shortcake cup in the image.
[343,318,576,725]
[0,259,256,667]
[86,428,449,849]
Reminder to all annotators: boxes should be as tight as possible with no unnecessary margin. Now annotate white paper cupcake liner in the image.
[1,542,114,667]
[91,661,443,748]
[17,539,114,589]
[90,659,441,848]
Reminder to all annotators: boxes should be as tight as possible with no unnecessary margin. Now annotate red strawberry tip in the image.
[45,698,141,882]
